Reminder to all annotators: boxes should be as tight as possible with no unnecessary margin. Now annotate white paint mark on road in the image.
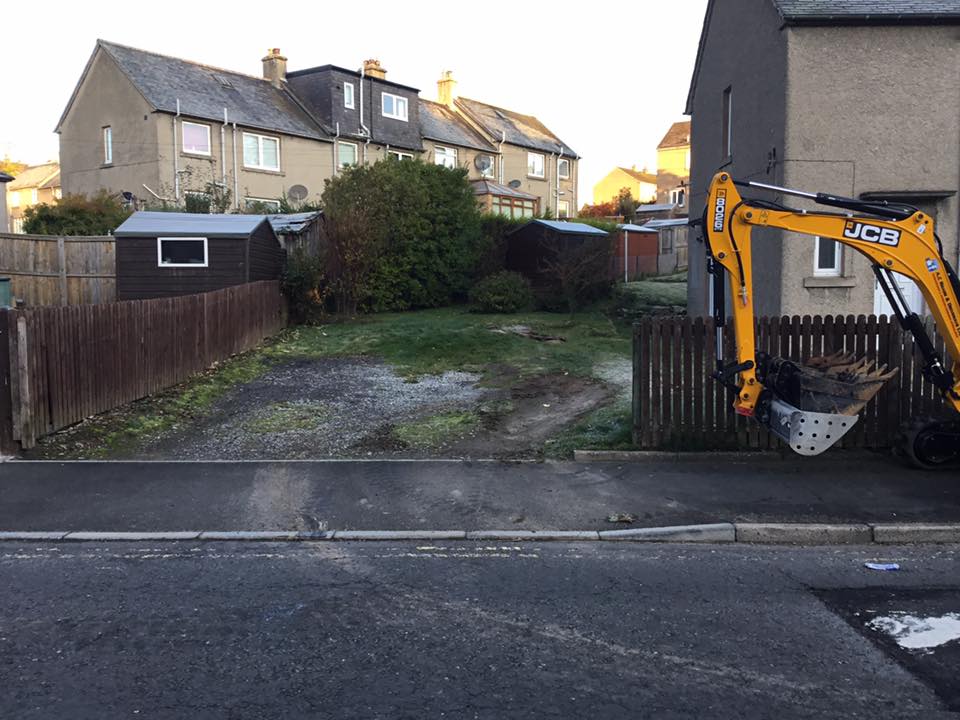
[868,613,960,652]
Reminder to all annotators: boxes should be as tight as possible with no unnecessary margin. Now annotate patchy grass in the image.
[621,279,687,307]
[265,307,631,381]
[244,401,330,434]
[544,399,634,459]
[393,410,481,448]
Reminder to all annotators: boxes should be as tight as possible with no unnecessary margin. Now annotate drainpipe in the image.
[549,152,556,216]
[232,122,239,210]
[359,66,370,138]
[624,229,629,283]
[174,98,181,201]
[221,108,228,194]
[497,131,505,184]
[556,145,564,218]
[333,122,341,176]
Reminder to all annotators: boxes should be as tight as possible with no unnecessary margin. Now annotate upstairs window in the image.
[814,237,841,277]
[157,237,208,267]
[103,126,113,164]
[558,158,570,179]
[381,93,408,121]
[527,152,545,178]
[721,86,733,159]
[243,132,280,171]
[434,146,457,169]
[182,121,211,156]
[344,82,355,109]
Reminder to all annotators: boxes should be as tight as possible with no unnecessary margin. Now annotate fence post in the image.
[15,315,34,449]
[0,311,15,453]
[57,236,68,306]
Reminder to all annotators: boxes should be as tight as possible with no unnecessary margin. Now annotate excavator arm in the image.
[702,171,960,467]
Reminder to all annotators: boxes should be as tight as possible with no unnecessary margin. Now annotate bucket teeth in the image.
[796,354,899,415]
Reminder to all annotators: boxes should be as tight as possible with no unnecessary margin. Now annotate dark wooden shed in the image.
[505,219,613,280]
[114,212,285,300]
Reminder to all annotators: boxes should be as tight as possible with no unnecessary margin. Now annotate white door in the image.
[874,272,925,317]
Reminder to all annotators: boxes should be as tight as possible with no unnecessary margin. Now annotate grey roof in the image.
[471,179,538,200]
[0,172,14,183]
[642,218,689,229]
[512,219,609,236]
[456,98,578,157]
[267,212,322,235]
[420,100,495,153]
[617,223,658,233]
[635,203,679,214]
[8,163,60,191]
[773,1,960,21]
[115,211,273,238]
[60,41,327,139]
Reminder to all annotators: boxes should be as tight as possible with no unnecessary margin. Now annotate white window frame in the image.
[813,236,842,277]
[157,237,209,268]
[242,132,281,171]
[527,152,545,178]
[10,191,19,208]
[243,197,281,212]
[30,189,38,204]
[557,200,570,218]
[434,145,457,169]
[381,92,408,121]
[344,82,355,109]
[671,189,686,208]
[103,126,113,164]
[388,150,414,161]
[558,158,570,179]
[338,141,358,169]
[182,121,212,156]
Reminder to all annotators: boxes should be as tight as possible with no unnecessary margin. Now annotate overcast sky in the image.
[4,0,708,203]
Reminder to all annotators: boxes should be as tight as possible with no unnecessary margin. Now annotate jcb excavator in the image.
[700,171,960,469]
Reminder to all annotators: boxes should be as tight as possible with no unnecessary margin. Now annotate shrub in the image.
[536,234,616,314]
[282,248,329,323]
[476,214,524,278]
[23,191,131,235]
[469,271,533,314]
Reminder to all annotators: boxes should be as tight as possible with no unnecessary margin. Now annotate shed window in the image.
[182,121,211,155]
[157,237,208,267]
[527,152,545,178]
[382,93,408,121]
[243,132,280,171]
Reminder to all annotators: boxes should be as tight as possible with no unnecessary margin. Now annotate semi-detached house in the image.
[57,42,579,219]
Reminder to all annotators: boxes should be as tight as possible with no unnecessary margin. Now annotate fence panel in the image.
[1,281,285,449]
[0,233,116,307]
[632,314,949,450]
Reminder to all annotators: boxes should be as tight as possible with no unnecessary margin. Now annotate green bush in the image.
[282,249,329,323]
[469,271,534,314]
[476,214,524,278]
[23,191,131,235]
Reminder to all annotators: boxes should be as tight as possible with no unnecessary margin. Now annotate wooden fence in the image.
[632,314,951,450]
[0,281,285,450]
[0,232,116,306]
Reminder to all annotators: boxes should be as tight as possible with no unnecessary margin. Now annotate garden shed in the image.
[114,212,285,300]
[505,219,613,280]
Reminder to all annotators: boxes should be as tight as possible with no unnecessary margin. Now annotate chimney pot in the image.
[262,48,288,88]
[363,59,387,80]
[437,70,457,108]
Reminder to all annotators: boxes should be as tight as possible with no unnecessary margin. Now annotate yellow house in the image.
[593,166,657,205]
[7,163,62,233]
[656,121,690,207]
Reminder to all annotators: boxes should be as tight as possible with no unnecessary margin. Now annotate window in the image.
[814,237,841,277]
[30,189,38,204]
[381,93,408,121]
[54,188,62,200]
[490,196,537,219]
[10,191,19,208]
[557,200,570,219]
[527,152,545,178]
[103,126,113,164]
[338,141,358,169]
[182,121,211,155]
[434,146,457,169]
[243,132,280,171]
[721,86,732,159]
[670,188,686,207]
[157,237,208,267]
[243,197,281,212]
[344,82,355,109]
[388,150,413,161]
[558,158,570,179]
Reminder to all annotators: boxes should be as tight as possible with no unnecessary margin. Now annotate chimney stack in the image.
[363,59,386,79]
[262,48,287,88]
[437,70,457,108]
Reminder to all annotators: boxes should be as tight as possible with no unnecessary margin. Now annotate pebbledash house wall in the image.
[687,0,788,318]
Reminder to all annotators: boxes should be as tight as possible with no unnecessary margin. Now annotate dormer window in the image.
[382,93,408,121]
[344,82,355,109]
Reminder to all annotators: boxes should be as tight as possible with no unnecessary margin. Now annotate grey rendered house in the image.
[57,42,579,217]
[685,0,960,318]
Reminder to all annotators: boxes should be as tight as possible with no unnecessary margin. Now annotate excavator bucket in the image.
[759,353,899,455]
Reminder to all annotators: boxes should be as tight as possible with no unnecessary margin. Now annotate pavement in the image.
[1,455,958,533]
[1,541,958,719]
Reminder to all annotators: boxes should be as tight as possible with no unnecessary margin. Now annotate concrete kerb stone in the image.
[598,523,736,542]
[332,530,466,541]
[465,530,600,541]
[872,524,960,544]
[197,531,305,541]
[63,531,202,541]
[0,531,70,541]
[735,523,873,545]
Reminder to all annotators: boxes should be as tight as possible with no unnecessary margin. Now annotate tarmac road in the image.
[1,542,958,719]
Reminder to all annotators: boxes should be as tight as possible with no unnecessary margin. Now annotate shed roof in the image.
[642,218,690,229]
[456,97,578,157]
[511,219,609,236]
[267,212,322,235]
[617,223,658,233]
[420,100,496,152]
[59,41,327,140]
[635,203,679,214]
[471,179,538,200]
[115,211,273,238]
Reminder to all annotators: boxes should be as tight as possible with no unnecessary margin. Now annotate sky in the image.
[3,0,708,204]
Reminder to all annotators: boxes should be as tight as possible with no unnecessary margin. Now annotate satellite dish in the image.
[508,179,522,189]
[287,184,308,202]
[474,154,493,174]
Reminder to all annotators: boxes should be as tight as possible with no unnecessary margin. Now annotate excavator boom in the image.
[702,172,960,468]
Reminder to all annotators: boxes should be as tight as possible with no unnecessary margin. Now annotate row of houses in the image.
[56,42,579,220]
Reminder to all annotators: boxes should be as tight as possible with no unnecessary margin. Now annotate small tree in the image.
[537,234,615,314]
[579,200,619,218]
[22,192,132,235]
[617,188,637,222]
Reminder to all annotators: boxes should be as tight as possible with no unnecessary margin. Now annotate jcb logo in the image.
[843,221,901,247]
[713,190,727,233]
